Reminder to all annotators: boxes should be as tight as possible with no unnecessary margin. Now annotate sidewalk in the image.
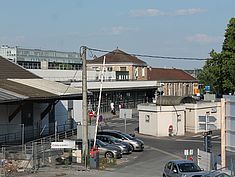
[92,108,138,122]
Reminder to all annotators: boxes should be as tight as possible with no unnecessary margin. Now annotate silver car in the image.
[91,139,122,159]
[96,134,132,154]
[163,159,206,177]
[98,130,144,151]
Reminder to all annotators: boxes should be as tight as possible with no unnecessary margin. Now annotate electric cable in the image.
[87,47,206,61]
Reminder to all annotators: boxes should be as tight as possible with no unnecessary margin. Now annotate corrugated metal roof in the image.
[0,56,40,79]
[0,57,83,103]
[0,79,57,99]
[0,79,82,102]
[0,88,28,103]
[10,79,82,96]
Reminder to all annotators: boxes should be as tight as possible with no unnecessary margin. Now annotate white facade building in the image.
[138,103,185,137]
[0,45,82,69]
[138,101,221,137]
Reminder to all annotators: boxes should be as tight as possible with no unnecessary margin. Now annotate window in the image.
[107,67,112,71]
[135,67,138,78]
[172,163,178,173]
[142,67,145,77]
[120,67,126,71]
[145,115,150,122]
[165,162,172,170]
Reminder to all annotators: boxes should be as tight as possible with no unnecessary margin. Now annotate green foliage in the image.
[198,17,235,95]
[99,157,116,170]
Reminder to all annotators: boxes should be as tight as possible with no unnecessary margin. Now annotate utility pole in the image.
[81,46,89,169]
[221,98,226,168]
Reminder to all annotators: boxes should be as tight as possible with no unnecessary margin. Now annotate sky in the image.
[0,0,234,69]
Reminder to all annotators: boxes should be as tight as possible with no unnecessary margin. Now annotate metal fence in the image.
[0,122,77,145]
[0,127,78,177]
[197,148,235,176]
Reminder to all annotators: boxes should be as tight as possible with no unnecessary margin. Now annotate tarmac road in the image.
[21,113,221,177]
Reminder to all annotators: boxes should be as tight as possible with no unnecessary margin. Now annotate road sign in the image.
[89,111,94,118]
[184,149,189,156]
[51,140,75,149]
[120,109,132,119]
[189,149,193,155]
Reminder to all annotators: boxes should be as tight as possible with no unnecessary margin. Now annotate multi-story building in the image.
[0,45,82,70]
[147,67,198,97]
[87,48,149,81]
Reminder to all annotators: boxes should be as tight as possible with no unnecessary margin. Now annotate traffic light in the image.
[207,135,212,152]
[203,131,212,152]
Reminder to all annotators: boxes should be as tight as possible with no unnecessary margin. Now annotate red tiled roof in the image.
[88,49,147,65]
[0,56,40,79]
[147,68,197,81]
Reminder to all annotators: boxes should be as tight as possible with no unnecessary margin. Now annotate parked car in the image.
[91,139,122,159]
[96,134,132,154]
[98,130,144,151]
[163,159,206,177]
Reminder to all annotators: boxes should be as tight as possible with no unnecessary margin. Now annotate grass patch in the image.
[99,157,117,170]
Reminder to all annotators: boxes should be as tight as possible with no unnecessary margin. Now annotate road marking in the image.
[192,134,202,138]
[107,123,132,127]
[175,139,204,142]
[175,139,221,144]
[148,146,182,159]
[212,135,220,139]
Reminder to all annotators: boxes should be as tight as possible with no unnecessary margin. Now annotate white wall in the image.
[73,100,83,124]
[54,100,82,125]
[29,69,116,82]
[185,102,221,133]
[138,104,185,137]
[139,111,158,136]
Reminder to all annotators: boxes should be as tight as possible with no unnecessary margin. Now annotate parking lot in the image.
[10,114,222,177]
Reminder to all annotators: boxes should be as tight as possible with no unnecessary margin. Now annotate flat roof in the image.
[71,80,160,91]
[0,79,83,103]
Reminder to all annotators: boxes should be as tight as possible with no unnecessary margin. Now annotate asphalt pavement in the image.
[15,110,221,177]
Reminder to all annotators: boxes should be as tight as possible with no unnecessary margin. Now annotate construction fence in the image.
[0,128,79,177]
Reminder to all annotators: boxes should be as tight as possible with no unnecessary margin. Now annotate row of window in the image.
[17,61,82,70]
[17,49,79,59]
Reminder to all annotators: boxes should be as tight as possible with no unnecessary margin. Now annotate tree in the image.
[198,17,235,95]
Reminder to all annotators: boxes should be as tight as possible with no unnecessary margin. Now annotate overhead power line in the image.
[87,47,207,61]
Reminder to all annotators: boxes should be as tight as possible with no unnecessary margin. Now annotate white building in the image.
[138,103,185,137]
[0,55,83,144]
[138,96,221,137]
[185,101,221,133]
[0,45,82,70]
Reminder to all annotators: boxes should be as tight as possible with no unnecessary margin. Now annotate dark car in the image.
[96,134,132,154]
[98,130,144,151]
[163,159,206,177]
